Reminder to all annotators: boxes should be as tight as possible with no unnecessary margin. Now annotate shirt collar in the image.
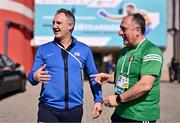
[54,36,76,51]
[128,38,146,50]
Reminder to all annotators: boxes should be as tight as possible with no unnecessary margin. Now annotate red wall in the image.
[0,21,5,53]
[0,0,34,75]
[8,25,34,74]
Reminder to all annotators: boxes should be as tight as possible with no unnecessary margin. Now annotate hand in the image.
[91,103,103,119]
[90,73,111,85]
[33,64,51,83]
[104,95,118,107]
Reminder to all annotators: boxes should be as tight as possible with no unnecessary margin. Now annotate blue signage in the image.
[34,0,166,47]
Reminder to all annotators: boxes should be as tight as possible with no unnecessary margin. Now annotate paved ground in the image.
[0,81,180,122]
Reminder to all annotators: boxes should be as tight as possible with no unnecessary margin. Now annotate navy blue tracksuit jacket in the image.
[28,37,103,110]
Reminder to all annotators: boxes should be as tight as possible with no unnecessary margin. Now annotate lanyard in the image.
[55,43,84,81]
[120,38,145,76]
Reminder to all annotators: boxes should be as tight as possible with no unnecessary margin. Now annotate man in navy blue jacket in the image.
[28,8,103,122]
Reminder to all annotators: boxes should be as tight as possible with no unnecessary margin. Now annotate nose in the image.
[53,22,57,29]
[119,29,123,36]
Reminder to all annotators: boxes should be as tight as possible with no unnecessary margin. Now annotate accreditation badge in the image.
[115,75,129,94]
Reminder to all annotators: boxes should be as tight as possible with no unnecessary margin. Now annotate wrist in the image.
[116,94,122,105]
[33,73,38,81]
[109,73,114,82]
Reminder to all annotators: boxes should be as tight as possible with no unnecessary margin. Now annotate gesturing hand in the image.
[90,73,111,85]
[91,103,103,119]
[33,64,51,83]
[104,95,118,107]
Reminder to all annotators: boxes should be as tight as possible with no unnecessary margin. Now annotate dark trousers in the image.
[38,103,83,123]
[111,112,156,123]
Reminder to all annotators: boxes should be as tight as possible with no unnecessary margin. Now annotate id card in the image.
[115,75,129,94]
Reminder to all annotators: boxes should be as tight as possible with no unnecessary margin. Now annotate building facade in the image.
[0,0,179,80]
[162,0,179,80]
[0,0,34,74]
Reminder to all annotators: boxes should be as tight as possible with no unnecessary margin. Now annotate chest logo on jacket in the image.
[74,52,80,57]
[47,53,55,57]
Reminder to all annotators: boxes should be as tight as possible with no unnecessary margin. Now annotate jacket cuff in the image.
[28,73,39,86]
[95,97,103,103]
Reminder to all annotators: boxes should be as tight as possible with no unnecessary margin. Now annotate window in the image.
[0,56,5,67]
[2,55,14,67]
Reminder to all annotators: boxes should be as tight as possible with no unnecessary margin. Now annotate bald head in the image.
[123,13,146,35]
[122,16,133,25]
[119,13,146,46]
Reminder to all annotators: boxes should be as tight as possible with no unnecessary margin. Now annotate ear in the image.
[136,27,141,33]
[135,27,141,37]
[68,23,74,31]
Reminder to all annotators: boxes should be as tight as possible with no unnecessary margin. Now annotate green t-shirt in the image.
[115,39,163,121]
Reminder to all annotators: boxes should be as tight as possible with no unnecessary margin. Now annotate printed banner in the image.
[34,0,166,47]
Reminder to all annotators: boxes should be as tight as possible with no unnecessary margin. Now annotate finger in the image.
[40,73,51,77]
[97,82,102,85]
[101,100,104,104]
[104,100,108,106]
[104,102,112,107]
[94,109,102,119]
[101,79,108,84]
[92,107,100,119]
[96,76,106,84]
[90,74,98,78]
[106,104,112,107]
[95,78,103,85]
[91,108,96,114]
[97,109,102,116]
[100,73,108,78]
[104,100,114,107]
[104,80,108,84]
[104,97,109,101]
[39,81,48,84]
[40,77,51,81]
[103,98,109,106]
[104,102,108,107]
[108,103,114,107]
[93,110,100,119]
[41,71,49,75]
[40,74,51,78]
[39,76,51,81]
[101,74,106,77]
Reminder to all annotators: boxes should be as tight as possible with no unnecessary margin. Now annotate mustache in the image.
[53,28,61,32]
[122,36,127,40]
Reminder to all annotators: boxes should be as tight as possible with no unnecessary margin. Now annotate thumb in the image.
[40,64,46,70]
[91,106,96,115]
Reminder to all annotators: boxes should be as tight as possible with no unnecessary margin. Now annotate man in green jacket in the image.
[92,13,163,123]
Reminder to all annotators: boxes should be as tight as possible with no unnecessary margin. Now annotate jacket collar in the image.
[54,36,76,51]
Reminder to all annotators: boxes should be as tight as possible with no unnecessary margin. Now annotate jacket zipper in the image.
[64,57,69,110]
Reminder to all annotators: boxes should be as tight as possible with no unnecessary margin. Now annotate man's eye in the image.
[121,28,126,31]
[52,21,61,25]
[56,22,61,25]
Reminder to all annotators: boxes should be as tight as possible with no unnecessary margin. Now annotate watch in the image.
[116,95,122,105]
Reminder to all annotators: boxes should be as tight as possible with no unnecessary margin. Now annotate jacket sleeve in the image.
[85,47,103,103]
[28,46,44,86]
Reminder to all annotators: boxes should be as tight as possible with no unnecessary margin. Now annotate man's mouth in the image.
[53,29,60,33]
[123,36,127,41]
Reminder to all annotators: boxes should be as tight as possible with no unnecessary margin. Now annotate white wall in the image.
[161,0,179,81]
